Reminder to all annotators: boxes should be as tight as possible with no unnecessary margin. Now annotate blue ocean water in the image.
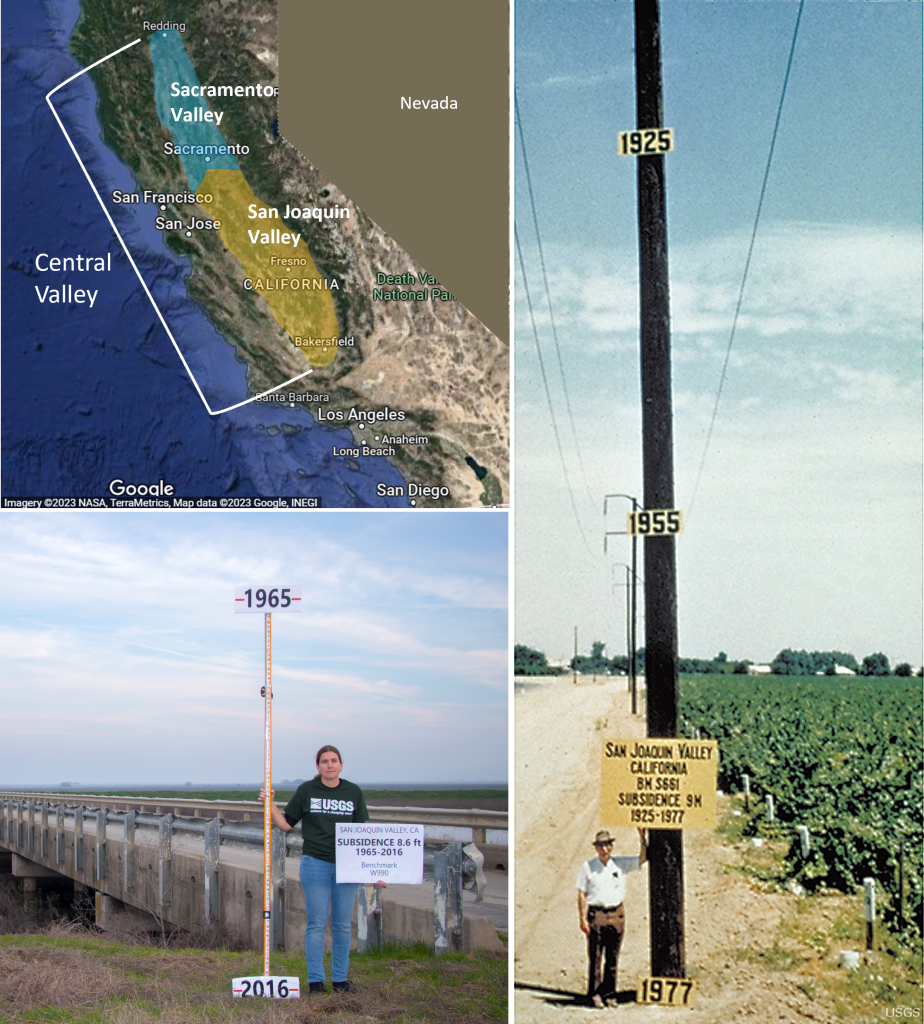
[1,0,409,506]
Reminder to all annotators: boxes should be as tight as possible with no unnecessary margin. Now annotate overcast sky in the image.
[0,511,508,786]
[515,0,923,667]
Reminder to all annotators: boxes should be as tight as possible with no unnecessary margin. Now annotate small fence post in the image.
[271,826,286,951]
[158,813,173,906]
[124,810,136,892]
[743,775,750,812]
[765,794,774,824]
[434,842,463,954]
[863,877,875,951]
[898,842,905,933]
[95,809,107,881]
[41,803,49,858]
[56,805,66,864]
[204,817,220,925]
[796,825,810,858]
[75,805,85,872]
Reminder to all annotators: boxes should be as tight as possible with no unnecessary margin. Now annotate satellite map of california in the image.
[2,2,508,508]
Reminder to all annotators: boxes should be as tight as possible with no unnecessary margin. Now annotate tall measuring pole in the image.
[233,586,302,1000]
[634,0,684,977]
[262,612,273,976]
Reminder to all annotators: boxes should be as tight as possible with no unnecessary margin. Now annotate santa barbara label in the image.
[618,128,673,156]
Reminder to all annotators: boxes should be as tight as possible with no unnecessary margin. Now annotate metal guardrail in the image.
[0,793,507,836]
[0,797,487,953]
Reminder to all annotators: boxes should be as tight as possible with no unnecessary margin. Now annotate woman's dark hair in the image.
[316,744,342,766]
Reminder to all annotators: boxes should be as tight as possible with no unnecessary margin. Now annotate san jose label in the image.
[601,738,718,829]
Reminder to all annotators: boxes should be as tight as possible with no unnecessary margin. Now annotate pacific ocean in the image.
[1,0,410,506]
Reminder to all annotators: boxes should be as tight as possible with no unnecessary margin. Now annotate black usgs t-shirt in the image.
[283,776,370,862]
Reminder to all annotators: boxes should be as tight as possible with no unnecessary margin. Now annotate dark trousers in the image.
[587,905,625,1000]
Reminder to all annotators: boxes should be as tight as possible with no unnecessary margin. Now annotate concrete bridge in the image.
[0,793,507,955]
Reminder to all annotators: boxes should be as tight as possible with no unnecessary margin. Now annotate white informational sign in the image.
[335,823,425,884]
[234,586,302,612]
[232,976,300,999]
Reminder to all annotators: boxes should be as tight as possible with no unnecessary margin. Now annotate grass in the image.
[0,879,507,1022]
[23,790,507,805]
[0,935,506,1023]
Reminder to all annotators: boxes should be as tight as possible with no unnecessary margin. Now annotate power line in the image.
[516,224,595,559]
[515,90,596,507]
[687,0,806,519]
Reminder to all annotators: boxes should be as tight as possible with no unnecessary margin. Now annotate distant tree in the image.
[917,667,924,678]
[894,662,912,677]
[610,655,629,675]
[515,644,561,676]
[716,652,727,663]
[732,661,749,674]
[771,649,814,675]
[825,663,837,676]
[860,652,891,677]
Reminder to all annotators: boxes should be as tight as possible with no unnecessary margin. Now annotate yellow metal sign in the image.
[601,738,718,829]
[626,509,683,536]
[636,977,697,1006]
[618,128,674,156]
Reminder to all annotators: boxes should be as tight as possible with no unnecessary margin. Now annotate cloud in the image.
[517,221,921,350]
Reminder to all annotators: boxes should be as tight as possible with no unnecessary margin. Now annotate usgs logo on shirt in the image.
[310,797,355,813]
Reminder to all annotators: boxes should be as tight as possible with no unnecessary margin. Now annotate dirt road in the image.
[514,676,863,1024]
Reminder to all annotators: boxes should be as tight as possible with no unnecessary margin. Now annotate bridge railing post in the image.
[271,826,286,951]
[204,816,220,925]
[27,801,35,853]
[55,805,66,864]
[357,883,383,952]
[433,841,463,955]
[95,808,107,881]
[17,800,24,849]
[158,813,173,906]
[41,803,49,858]
[124,810,136,892]
[75,806,85,873]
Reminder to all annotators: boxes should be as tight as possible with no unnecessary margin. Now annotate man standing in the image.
[577,828,647,1008]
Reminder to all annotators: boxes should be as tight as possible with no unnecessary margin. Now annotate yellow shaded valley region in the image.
[198,169,340,367]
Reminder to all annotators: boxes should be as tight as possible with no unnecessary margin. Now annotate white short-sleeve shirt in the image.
[576,856,627,908]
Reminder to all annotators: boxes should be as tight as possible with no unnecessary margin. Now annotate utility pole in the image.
[634,0,684,978]
[573,626,578,685]
[604,493,640,714]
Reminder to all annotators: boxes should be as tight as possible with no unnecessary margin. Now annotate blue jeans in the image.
[300,854,360,983]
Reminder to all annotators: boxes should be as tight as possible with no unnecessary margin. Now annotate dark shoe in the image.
[332,980,354,993]
[307,982,325,995]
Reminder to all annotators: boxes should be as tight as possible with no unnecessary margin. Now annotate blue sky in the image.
[0,511,508,785]
[515,0,923,667]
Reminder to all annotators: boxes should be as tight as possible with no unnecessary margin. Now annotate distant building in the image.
[748,664,772,675]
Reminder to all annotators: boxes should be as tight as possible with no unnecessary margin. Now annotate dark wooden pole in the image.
[634,0,684,978]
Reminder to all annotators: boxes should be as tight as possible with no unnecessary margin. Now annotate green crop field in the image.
[679,674,923,939]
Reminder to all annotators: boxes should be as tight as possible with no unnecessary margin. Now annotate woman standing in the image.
[260,744,384,994]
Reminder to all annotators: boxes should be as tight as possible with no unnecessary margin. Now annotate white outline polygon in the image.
[45,38,312,416]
